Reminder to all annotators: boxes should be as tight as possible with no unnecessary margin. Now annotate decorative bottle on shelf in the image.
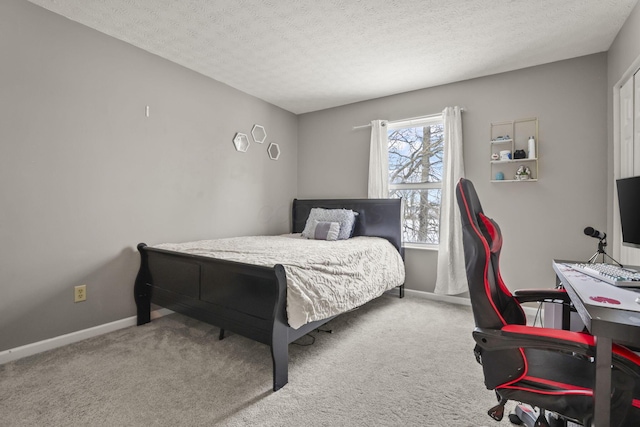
[528,136,536,159]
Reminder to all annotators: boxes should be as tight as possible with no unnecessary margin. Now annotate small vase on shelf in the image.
[528,136,536,159]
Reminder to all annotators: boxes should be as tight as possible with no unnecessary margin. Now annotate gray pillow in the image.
[311,220,340,241]
[301,208,358,240]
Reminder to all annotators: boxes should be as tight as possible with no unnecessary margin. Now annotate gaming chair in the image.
[455,178,640,427]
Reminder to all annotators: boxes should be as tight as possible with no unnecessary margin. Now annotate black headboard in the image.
[292,198,403,255]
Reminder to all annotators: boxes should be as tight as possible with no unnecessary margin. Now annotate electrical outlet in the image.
[74,285,87,303]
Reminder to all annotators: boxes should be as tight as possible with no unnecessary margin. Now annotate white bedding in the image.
[153,234,405,329]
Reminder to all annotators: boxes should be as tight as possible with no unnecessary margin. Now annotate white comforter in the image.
[153,234,405,329]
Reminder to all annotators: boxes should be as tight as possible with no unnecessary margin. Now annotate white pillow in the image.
[301,208,358,240]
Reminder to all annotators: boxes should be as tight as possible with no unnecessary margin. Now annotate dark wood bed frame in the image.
[134,198,404,391]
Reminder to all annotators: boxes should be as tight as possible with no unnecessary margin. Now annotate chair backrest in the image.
[456,178,527,389]
[455,178,526,328]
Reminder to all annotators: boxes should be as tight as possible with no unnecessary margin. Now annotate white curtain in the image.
[368,120,389,198]
[434,106,467,295]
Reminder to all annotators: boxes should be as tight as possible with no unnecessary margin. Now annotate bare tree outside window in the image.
[388,121,444,244]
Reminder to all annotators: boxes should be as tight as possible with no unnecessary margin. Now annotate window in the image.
[387,116,444,246]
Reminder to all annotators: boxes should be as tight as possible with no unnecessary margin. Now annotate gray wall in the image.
[298,54,609,295]
[2,0,631,352]
[0,0,297,352]
[607,1,640,236]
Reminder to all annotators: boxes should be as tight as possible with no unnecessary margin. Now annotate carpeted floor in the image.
[0,296,517,426]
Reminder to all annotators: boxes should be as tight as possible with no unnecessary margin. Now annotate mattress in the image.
[154,234,405,329]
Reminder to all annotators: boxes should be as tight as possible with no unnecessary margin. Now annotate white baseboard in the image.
[403,288,541,321]
[404,288,471,306]
[0,308,173,365]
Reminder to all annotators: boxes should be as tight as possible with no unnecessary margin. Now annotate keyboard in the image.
[567,263,640,287]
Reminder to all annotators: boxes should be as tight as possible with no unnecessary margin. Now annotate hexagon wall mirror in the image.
[268,142,281,160]
[233,132,250,152]
[251,124,267,144]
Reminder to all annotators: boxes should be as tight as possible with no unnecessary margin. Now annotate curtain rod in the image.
[352,108,465,130]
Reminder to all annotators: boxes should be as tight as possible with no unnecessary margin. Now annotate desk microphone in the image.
[584,226,606,240]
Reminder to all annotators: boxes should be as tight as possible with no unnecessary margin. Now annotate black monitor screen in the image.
[617,176,640,249]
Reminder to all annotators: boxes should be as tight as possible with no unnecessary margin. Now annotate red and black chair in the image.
[455,177,640,426]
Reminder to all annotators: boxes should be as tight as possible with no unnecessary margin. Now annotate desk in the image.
[552,261,640,427]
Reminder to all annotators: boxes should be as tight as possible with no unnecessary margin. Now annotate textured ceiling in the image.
[28,0,639,114]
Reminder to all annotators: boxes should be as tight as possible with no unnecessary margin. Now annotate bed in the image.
[134,198,405,391]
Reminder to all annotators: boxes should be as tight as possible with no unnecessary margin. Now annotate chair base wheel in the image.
[488,403,505,421]
[509,413,524,425]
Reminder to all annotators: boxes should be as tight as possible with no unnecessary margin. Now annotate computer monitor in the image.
[616,175,640,249]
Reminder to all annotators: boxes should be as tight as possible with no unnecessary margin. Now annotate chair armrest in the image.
[513,288,570,304]
[475,325,640,375]
[473,325,595,357]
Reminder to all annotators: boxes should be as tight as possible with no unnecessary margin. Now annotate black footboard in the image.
[135,243,297,391]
